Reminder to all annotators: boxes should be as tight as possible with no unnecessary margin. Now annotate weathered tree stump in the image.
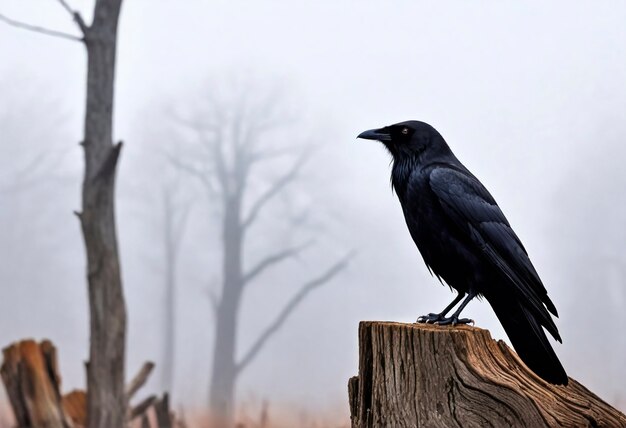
[348,322,626,428]
[0,340,70,428]
[1,339,182,428]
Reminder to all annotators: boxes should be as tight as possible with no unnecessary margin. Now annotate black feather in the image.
[358,120,568,385]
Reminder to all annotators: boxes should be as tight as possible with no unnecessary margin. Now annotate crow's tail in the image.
[485,290,568,385]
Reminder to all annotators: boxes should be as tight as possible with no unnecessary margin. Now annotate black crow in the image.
[358,120,568,385]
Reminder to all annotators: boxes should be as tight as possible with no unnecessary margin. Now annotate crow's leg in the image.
[416,292,465,324]
[434,291,476,326]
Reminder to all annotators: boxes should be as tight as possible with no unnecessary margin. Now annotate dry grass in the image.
[184,412,350,428]
[182,399,350,428]
[0,398,348,428]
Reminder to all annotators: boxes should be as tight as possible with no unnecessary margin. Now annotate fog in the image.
[1,0,625,422]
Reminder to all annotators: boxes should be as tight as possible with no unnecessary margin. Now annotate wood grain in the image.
[349,322,626,428]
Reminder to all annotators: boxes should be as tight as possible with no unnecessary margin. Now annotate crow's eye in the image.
[401,128,409,135]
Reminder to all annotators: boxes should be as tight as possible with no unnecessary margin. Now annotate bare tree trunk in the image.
[349,321,626,428]
[209,195,243,427]
[0,1,126,426]
[160,180,190,394]
[76,2,126,427]
[165,84,351,425]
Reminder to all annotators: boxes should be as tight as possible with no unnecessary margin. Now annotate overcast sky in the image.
[1,0,626,417]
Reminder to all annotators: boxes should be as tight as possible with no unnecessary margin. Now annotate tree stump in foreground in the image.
[0,340,70,428]
[1,339,183,428]
[348,322,626,428]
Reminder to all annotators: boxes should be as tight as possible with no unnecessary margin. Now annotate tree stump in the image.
[1,339,182,428]
[348,322,626,428]
[0,340,70,428]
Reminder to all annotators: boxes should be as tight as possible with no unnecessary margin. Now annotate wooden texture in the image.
[1,338,169,428]
[0,340,69,428]
[0,0,128,425]
[348,322,626,428]
[76,1,127,427]
[154,393,173,428]
[62,390,87,427]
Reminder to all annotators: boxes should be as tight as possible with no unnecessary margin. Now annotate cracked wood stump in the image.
[1,339,180,428]
[0,340,74,428]
[348,322,626,428]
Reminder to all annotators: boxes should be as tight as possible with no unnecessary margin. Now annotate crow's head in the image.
[357,120,446,159]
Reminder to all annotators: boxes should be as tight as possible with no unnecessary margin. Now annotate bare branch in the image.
[154,393,173,428]
[168,114,229,196]
[163,150,217,196]
[0,13,82,41]
[169,112,222,138]
[0,146,71,194]
[236,251,355,374]
[55,0,89,34]
[55,0,74,15]
[129,395,157,421]
[125,361,155,402]
[242,151,309,230]
[242,241,313,285]
[211,128,229,196]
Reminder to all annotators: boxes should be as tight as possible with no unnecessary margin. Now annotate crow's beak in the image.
[357,128,392,142]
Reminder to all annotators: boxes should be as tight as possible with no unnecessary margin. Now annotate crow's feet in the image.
[434,315,474,326]
[416,313,445,324]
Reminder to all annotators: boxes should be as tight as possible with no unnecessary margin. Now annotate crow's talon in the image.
[432,316,474,326]
[416,313,444,324]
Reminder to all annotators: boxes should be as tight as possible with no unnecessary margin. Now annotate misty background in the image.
[1,0,625,421]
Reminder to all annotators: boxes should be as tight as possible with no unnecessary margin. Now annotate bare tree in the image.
[0,88,70,195]
[161,180,192,393]
[168,81,352,426]
[1,1,128,427]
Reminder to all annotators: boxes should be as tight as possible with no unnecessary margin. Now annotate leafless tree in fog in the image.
[63,2,128,426]
[160,178,192,394]
[0,90,75,344]
[168,81,352,425]
[0,94,69,195]
[1,1,128,427]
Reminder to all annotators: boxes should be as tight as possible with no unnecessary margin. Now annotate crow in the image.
[358,120,568,385]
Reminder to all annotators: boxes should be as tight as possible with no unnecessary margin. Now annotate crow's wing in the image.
[428,166,561,341]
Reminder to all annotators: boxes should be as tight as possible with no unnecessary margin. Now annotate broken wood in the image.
[0,340,69,428]
[1,339,174,428]
[127,362,155,403]
[348,321,626,428]
[154,393,173,428]
[62,390,86,427]
[129,395,157,422]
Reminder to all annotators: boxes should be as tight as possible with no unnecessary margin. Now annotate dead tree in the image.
[161,182,191,393]
[0,340,69,428]
[76,4,127,427]
[1,2,127,427]
[1,339,176,428]
[169,83,352,426]
[348,322,626,428]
